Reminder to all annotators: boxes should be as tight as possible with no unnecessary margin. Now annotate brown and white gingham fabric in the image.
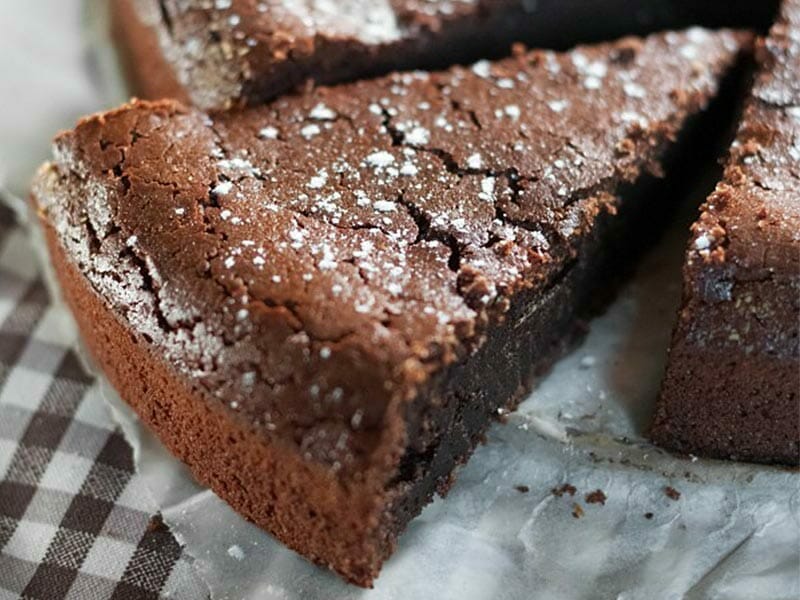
[0,203,208,600]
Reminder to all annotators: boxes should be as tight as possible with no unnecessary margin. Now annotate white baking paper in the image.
[3,2,799,599]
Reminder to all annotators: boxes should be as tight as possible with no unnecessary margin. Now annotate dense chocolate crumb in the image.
[34,29,747,587]
[515,485,530,493]
[651,0,800,466]
[585,489,607,505]
[664,486,682,501]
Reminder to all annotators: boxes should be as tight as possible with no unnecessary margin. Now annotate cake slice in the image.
[34,30,748,585]
[111,0,775,109]
[651,1,800,465]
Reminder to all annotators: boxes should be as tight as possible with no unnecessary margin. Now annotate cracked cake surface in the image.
[112,0,775,108]
[652,0,800,465]
[35,29,747,585]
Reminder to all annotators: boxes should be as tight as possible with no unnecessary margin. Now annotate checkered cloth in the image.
[0,203,208,600]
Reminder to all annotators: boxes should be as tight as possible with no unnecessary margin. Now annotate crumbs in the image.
[521,481,685,521]
[550,483,603,519]
[551,483,577,497]
[585,489,607,505]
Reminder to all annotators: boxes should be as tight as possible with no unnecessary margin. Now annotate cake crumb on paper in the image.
[585,489,607,505]
[552,483,577,497]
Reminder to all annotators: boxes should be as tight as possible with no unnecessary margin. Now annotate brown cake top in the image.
[36,29,745,475]
[685,1,798,352]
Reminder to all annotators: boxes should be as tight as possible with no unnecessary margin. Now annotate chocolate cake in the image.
[34,30,748,585]
[111,0,776,109]
[651,0,800,466]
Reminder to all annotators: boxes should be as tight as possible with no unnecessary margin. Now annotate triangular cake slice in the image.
[112,0,773,108]
[34,29,747,585]
[652,1,800,465]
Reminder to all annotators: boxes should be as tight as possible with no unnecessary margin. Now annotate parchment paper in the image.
[5,2,800,598]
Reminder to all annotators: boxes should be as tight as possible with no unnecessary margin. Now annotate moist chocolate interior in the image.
[376,54,751,552]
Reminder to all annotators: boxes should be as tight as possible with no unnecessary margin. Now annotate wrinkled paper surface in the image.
[4,2,799,598]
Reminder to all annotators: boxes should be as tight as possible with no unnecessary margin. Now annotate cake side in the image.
[652,0,800,465]
[34,30,749,585]
[114,0,776,109]
[110,0,190,103]
[39,205,393,584]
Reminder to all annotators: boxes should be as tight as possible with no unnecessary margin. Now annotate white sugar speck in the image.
[400,162,419,176]
[318,248,338,270]
[504,105,521,120]
[687,27,710,44]
[301,124,321,139]
[585,61,607,78]
[620,111,648,127]
[373,200,397,212]
[404,126,430,146]
[309,103,337,120]
[548,99,569,113]
[213,181,234,196]
[259,126,279,139]
[466,153,483,169]
[472,60,491,78]
[694,233,712,250]
[365,151,395,168]
[623,82,646,99]
[583,77,602,90]
[218,157,255,172]
[227,545,245,561]
[320,347,332,359]
[478,177,496,202]
[308,170,328,189]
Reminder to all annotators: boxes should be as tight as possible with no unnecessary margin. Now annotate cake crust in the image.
[651,0,800,465]
[35,30,748,584]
